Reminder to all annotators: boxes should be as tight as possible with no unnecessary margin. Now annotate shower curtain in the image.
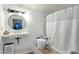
[46,5,79,53]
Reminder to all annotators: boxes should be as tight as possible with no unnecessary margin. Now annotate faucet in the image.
[16,37,21,45]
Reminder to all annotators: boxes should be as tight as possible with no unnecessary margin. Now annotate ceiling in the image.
[4,4,78,15]
[21,4,78,15]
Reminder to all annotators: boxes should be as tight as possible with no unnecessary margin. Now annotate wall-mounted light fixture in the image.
[7,8,25,14]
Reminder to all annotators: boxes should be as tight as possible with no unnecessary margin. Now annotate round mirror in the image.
[8,14,26,30]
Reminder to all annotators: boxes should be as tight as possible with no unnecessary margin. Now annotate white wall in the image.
[0,5,1,38]
[2,4,46,52]
[0,4,4,54]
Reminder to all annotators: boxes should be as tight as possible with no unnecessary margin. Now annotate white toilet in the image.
[36,38,47,49]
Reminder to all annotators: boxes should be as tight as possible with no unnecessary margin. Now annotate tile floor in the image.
[14,47,59,54]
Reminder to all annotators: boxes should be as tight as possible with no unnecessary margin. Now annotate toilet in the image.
[36,38,47,49]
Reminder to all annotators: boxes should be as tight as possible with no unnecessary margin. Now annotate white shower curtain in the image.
[46,5,79,53]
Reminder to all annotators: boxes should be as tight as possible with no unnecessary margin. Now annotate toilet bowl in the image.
[36,39,47,49]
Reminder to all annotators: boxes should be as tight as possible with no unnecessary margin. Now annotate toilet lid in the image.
[37,39,47,42]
